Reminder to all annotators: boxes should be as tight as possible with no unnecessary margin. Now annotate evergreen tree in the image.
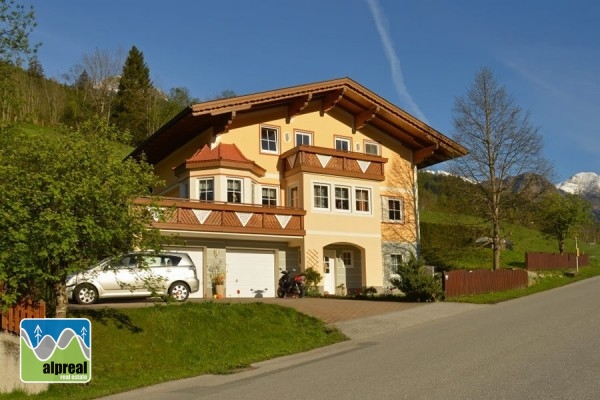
[112,45,153,145]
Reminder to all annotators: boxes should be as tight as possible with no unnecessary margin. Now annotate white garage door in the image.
[226,250,275,298]
[168,248,204,299]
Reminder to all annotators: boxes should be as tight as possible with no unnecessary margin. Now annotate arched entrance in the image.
[322,243,364,295]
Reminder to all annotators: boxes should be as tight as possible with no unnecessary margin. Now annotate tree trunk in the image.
[492,211,501,270]
[559,240,565,255]
[54,281,69,318]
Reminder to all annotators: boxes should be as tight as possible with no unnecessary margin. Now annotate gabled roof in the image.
[174,143,266,177]
[130,77,467,168]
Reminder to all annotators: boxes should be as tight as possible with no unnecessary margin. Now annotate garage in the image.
[168,247,204,299]
[226,250,276,298]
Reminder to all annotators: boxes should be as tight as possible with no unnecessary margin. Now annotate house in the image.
[130,77,467,298]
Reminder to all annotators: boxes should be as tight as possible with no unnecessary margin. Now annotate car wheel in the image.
[168,282,190,302]
[74,283,98,305]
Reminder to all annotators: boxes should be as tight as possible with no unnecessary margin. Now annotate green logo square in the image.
[20,318,91,383]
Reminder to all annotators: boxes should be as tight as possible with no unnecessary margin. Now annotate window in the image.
[295,131,312,146]
[227,179,242,203]
[198,178,214,202]
[365,142,380,156]
[289,186,299,208]
[313,184,329,209]
[340,251,353,268]
[334,186,350,211]
[383,197,403,222]
[262,187,278,206]
[355,188,370,212]
[260,126,279,153]
[390,254,403,270]
[180,182,189,199]
[335,137,350,151]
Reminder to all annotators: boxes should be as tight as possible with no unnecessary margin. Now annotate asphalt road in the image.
[103,276,600,400]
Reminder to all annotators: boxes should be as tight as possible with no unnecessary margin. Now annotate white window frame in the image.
[334,186,350,212]
[261,186,278,207]
[340,251,353,269]
[335,137,351,152]
[364,141,381,156]
[198,178,214,202]
[260,126,279,154]
[382,196,403,222]
[295,130,312,146]
[227,178,243,203]
[390,253,403,270]
[313,184,330,210]
[354,188,371,213]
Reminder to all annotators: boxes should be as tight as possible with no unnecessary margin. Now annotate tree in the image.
[112,46,153,145]
[451,67,553,270]
[0,121,163,317]
[151,86,199,132]
[389,254,442,302]
[64,48,124,124]
[536,192,593,254]
[211,89,237,100]
[0,0,37,65]
[0,0,39,123]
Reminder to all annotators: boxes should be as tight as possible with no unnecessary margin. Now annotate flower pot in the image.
[214,284,225,298]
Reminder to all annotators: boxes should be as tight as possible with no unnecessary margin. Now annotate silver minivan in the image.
[66,252,200,304]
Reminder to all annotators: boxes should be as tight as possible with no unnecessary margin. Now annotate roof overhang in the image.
[129,77,467,168]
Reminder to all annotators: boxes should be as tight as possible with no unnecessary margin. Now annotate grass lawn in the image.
[1,302,345,399]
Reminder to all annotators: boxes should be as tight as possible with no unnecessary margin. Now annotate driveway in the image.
[70,297,483,339]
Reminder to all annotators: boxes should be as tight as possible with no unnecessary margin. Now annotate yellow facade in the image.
[133,78,466,297]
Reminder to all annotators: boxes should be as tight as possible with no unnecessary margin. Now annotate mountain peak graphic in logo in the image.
[20,318,92,383]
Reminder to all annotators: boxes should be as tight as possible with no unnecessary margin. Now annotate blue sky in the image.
[29,0,599,182]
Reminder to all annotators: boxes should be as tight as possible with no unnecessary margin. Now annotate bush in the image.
[303,267,322,295]
[390,255,442,302]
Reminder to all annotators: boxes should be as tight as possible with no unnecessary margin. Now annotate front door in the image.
[323,250,336,294]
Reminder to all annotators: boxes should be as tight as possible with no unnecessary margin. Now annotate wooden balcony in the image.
[135,197,305,237]
[280,145,387,181]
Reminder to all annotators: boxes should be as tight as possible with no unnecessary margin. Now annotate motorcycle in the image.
[277,269,306,298]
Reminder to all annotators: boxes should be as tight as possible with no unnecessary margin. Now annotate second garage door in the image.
[226,250,276,298]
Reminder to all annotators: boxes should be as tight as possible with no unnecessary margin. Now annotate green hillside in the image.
[418,172,600,270]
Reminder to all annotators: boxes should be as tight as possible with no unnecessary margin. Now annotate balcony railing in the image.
[280,145,387,181]
[135,197,305,237]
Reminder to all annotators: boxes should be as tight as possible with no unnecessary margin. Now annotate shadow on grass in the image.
[69,308,143,333]
[508,261,525,268]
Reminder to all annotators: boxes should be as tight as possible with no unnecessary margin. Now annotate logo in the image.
[20,318,91,383]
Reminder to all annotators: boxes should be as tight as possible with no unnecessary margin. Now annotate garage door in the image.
[226,250,275,298]
[168,248,204,299]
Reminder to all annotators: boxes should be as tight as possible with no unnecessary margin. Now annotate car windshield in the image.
[86,257,115,270]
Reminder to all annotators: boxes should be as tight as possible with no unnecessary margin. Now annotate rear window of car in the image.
[139,255,182,267]
[115,254,187,268]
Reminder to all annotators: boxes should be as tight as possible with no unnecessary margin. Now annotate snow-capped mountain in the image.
[556,172,600,195]
[556,172,600,220]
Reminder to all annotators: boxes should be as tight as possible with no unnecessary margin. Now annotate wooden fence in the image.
[443,269,528,297]
[1,300,46,335]
[526,252,589,270]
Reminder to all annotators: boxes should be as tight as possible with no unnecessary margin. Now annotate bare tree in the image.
[451,67,553,270]
[66,48,124,124]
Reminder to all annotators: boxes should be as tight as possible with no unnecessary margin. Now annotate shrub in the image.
[303,267,322,295]
[390,254,442,302]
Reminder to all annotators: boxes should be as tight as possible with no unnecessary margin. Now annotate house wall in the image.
[151,98,420,293]
[174,237,298,297]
